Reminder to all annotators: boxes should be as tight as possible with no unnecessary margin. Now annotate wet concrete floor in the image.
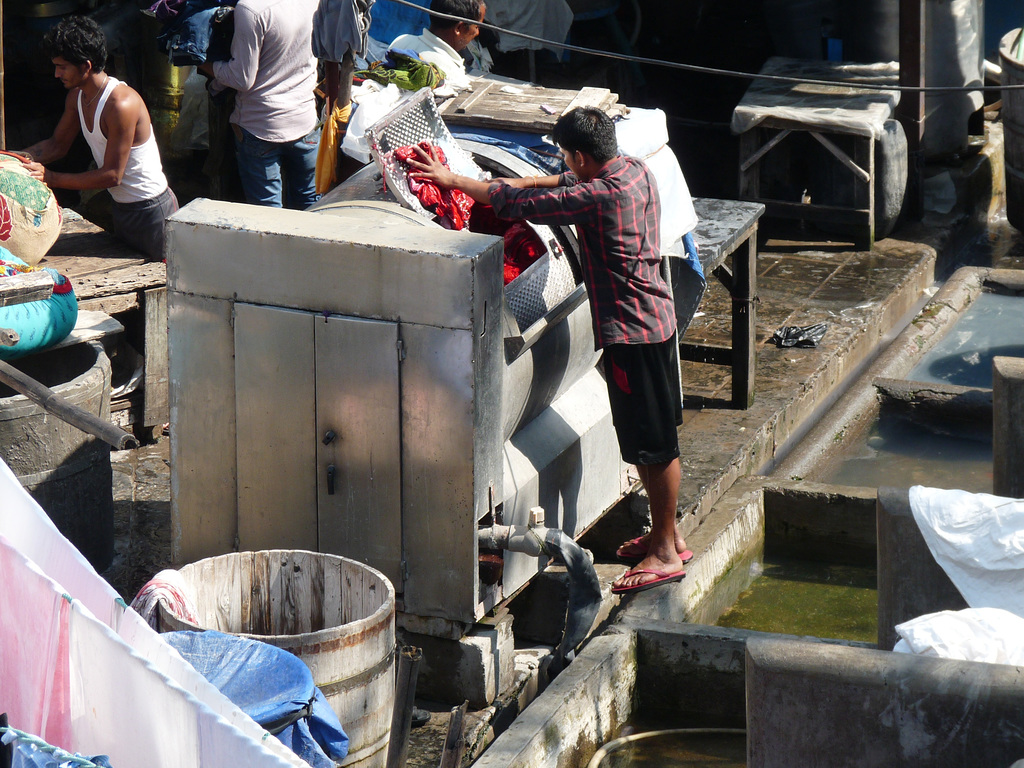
[97,122,1023,763]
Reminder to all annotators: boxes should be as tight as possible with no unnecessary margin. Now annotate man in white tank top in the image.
[20,16,178,261]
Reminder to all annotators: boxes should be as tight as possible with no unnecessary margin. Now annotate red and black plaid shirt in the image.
[489,155,675,349]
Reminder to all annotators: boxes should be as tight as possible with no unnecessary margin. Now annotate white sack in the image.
[909,485,1024,618]
[616,107,698,249]
[893,607,1024,665]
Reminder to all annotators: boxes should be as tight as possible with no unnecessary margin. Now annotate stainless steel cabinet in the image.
[234,302,402,587]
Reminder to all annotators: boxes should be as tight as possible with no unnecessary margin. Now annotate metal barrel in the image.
[160,549,396,768]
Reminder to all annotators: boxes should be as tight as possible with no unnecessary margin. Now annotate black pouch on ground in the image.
[772,323,828,348]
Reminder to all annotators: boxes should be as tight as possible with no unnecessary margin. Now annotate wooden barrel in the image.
[1001,29,1024,231]
[159,550,395,768]
[0,341,114,570]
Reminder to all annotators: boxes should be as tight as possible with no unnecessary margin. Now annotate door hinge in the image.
[401,559,410,582]
[396,337,406,362]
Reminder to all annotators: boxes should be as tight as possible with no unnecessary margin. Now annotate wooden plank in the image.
[71,262,167,300]
[441,80,621,132]
[562,86,612,114]
[0,271,54,307]
[51,310,124,350]
[78,293,139,315]
[454,81,494,113]
[42,254,145,280]
[142,287,169,428]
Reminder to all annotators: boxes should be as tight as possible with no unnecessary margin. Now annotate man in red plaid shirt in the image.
[409,107,689,594]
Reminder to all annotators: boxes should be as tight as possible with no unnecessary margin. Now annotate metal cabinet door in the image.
[315,314,403,589]
[234,303,318,551]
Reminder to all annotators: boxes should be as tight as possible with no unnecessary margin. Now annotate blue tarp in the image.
[163,631,349,768]
[451,129,564,176]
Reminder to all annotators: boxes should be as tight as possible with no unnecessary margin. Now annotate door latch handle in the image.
[322,430,337,445]
[326,464,336,495]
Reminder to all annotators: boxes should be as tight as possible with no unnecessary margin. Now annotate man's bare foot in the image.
[616,533,691,563]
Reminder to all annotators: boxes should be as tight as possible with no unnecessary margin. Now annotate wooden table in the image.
[673,198,765,409]
[731,58,900,249]
[41,210,167,431]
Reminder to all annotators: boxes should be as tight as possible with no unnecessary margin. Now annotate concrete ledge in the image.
[471,632,637,768]
[746,635,1024,768]
[619,478,764,624]
[399,611,515,708]
[875,377,993,441]
[775,265,992,483]
[876,487,966,651]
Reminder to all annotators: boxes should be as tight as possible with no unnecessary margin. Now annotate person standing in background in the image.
[22,15,179,261]
[198,0,320,209]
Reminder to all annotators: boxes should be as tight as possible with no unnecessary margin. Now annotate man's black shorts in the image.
[602,335,682,466]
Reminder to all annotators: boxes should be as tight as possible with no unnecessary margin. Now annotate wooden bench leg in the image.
[731,230,757,409]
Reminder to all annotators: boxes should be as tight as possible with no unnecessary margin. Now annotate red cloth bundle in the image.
[394,142,474,230]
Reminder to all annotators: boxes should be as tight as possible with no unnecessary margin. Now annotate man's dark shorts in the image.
[602,335,682,466]
[112,186,179,261]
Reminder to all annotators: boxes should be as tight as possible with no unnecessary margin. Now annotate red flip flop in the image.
[615,536,694,566]
[612,567,686,595]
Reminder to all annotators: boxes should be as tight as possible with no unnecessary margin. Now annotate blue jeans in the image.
[234,125,320,209]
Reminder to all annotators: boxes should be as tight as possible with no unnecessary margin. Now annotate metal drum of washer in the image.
[310,105,600,441]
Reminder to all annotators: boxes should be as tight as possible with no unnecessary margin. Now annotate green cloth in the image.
[355,52,443,91]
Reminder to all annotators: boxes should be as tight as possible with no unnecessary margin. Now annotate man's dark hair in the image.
[42,15,108,71]
[552,108,618,164]
[429,0,483,31]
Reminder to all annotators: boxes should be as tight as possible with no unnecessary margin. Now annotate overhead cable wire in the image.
[379,0,1022,93]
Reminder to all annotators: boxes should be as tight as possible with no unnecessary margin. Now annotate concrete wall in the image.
[876,487,967,651]
[471,632,637,768]
[763,480,876,566]
[993,355,1024,498]
[746,635,1024,768]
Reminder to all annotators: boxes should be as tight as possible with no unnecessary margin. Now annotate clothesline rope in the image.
[378,0,1022,94]
[0,725,105,768]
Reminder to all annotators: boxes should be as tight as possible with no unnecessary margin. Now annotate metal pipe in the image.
[478,516,602,672]
[0,359,139,450]
[384,645,422,768]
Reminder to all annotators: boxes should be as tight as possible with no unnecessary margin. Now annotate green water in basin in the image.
[592,729,746,768]
[715,558,877,643]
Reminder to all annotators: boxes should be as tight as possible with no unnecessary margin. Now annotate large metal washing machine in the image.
[167,92,629,630]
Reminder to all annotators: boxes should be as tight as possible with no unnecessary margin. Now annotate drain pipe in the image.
[478,508,602,673]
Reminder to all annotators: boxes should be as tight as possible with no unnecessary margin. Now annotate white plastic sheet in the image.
[894,607,1024,665]
[909,485,1024,618]
[731,57,900,141]
[0,537,71,749]
[0,457,306,768]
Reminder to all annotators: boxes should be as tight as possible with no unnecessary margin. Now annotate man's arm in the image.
[20,89,82,164]
[208,5,262,93]
[406,145,560,205]
[24,88,141,191]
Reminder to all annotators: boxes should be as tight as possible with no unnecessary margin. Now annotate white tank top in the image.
[77,76,168,204]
